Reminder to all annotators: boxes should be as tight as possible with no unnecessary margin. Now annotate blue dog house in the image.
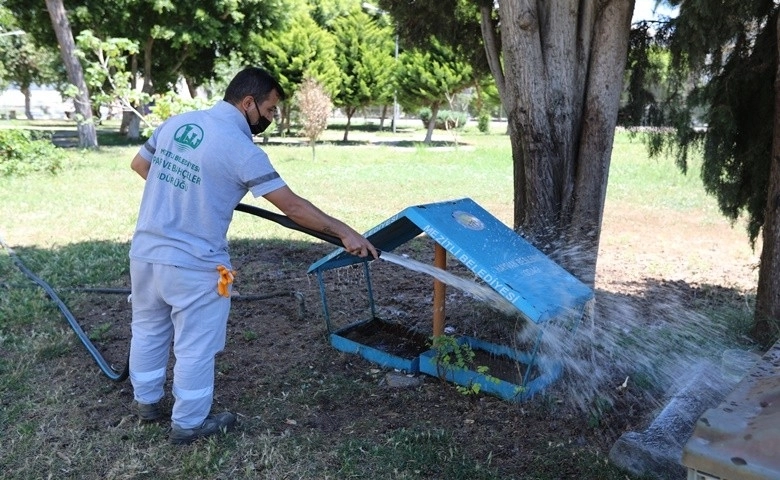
[308,198,594,400]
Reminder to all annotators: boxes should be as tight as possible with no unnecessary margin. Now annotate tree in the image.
[619,20,674,127]
[330,8,396,142]
[308,0,362,27]
[5,0,290,137]
[380,1,634,285]
[762,18,780,344]
[0,29,60,120]
[640,0,780,344]
[0,6,62,119]
[377,0,490,78]
[294,77,333,161]
[76,30,153,134]
[45,0,98,148]
[251,13,340,134]
[396,36,472,143]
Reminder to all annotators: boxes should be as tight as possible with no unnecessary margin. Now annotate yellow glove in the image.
[216,265,235,298]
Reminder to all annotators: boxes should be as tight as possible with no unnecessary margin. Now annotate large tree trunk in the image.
[565,1,634,284]
[485,0,634,285]
[45,0,98,148]
[753,12,780,345]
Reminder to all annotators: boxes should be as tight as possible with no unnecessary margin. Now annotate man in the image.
[128,66,377,445]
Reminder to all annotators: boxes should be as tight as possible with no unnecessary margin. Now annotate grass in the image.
[0,118,752,479]
[608,132,721,216]
[1,120,725,249]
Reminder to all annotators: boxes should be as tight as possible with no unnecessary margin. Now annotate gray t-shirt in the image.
[130,100,286,270]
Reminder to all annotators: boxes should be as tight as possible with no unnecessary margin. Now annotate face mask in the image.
[250,116,272,135]
[246,99,272,135]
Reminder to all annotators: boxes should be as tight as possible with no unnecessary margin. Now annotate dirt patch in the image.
[339,317,432,358]
[63,203,760,477]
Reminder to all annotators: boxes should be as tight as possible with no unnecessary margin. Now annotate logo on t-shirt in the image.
[173,124,204,151]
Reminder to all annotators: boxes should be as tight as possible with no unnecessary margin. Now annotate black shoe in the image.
[169,412,237,445]
[133,401,162,422]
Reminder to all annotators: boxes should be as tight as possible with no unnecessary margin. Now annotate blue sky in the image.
[632,0,678,23]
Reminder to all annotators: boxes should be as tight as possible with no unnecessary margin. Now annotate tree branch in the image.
[479,4,505,101]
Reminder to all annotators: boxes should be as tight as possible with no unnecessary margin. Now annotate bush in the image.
[0,129,61,176]
[418,108,468,130]
[477,112,491,133]
[142,92,212,137]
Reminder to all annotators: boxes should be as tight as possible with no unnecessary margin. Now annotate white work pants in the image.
[129,260,230,429]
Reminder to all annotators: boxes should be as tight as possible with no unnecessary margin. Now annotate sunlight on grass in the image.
[608,132,721,219]
[1,128,728,249]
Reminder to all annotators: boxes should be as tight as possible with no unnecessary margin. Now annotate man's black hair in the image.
[223,67,286,104]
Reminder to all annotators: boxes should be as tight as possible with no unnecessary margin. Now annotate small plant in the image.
[587,396,613,429]
[430,335,500,396]
[294,77,333,161]
[242,330,258,341]
[431,334,474,372]
[88,322,113,342]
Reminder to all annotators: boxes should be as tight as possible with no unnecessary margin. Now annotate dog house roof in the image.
[307,198,593,324]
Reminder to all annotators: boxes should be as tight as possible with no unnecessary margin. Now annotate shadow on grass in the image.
[52,129,465,149]
[50,128,146,148]
[6,120,465,149]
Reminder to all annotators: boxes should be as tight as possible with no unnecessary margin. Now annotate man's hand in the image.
[340,231,378,259]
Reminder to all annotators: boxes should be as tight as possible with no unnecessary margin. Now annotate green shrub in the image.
[0,129,61,176]
[142,92,212,137]
[477,112,491,133]
[418,108,468,130]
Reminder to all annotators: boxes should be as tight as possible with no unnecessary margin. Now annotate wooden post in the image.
[433,243,446,337]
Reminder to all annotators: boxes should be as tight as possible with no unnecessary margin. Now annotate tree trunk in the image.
[486,0,634,286]
[379,104,388,130]
[120,110,132,135]
[343,106,356,142]
[565,0,634,284]
[21,84,32,120]
[753,12,780,345]
[283,104,292,137]
[123,36,156,140]
[121,53,139,134]
[185,76,198,99]
[424,102,439,143]
[480,3,505,100]
[127,116,141,139]
[45,0,98,148]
